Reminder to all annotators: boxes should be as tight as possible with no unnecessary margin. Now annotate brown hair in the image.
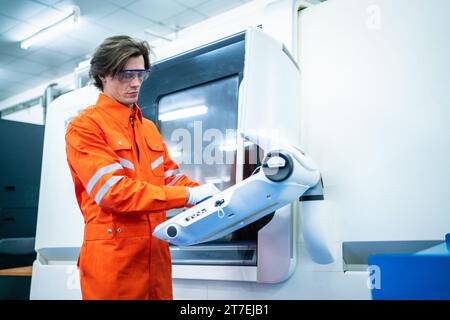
[89,35,151,91]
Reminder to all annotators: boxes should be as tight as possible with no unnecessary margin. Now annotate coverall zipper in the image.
[130,113,140,161]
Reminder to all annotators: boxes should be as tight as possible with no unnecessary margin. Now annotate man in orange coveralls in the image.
[65,35,220,300]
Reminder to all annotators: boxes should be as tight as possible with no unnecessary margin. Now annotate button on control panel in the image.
[182,198,226,224]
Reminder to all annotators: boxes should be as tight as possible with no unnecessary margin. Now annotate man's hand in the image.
[186,183,221,205]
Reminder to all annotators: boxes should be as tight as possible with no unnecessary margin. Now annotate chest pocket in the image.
[106,134,136,175]
[145,135,165,177]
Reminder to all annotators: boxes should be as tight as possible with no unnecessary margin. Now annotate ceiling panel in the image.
[0,67,33,82]
[44,34,95,58]
[106,0,138,7]
[20,73,55,88]
[0,52,17,66]
[37,57,79,79]
[25,47,75,67]
[0,40,40,58]
[163,8,206,30]
[0,90,9,101]
[53,0,121,20]
[3,83,38,97]
[0,76,19,88]
[0,0,256,104]
[0,0,48,21]
[26,6,71,33]
[2,6,72,42]
[2,20,37,42]
[174,0,209,9]
[0,77,30,95]
[145,20,179,36]
[18,59,80,90]
[126,0,186,22]
[2,58,48,75]
[34,0,64,5]
[195,0,246,17]
[0,14,19,34]
[97,8,172,36]
[65,19,118,45]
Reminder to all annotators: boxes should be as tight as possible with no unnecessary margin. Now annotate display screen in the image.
[159,75,239,206]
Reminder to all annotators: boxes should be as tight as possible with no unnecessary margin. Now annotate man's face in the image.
[100,55,146,107]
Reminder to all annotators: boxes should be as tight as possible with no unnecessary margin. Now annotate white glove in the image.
[186,183,221,205]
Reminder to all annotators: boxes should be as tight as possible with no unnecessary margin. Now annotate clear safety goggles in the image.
[117,69,151,83]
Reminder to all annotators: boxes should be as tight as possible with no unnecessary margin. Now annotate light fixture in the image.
[21,6,80,50]
[158,105,208,122]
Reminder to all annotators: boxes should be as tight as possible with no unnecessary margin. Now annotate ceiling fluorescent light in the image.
[21,6,80,50]
[159,105,208,122]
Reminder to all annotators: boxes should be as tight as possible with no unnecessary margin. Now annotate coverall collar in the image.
[96,93,143,127]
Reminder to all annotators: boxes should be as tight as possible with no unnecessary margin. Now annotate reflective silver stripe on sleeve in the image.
[167,174,183,186]
[151,156,164,170]
[164,168,180,179]
[119,158,135,171]
[94,175,124,205]
[86,163,123,195]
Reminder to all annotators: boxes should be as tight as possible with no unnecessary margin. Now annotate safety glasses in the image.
[117,69,151,83]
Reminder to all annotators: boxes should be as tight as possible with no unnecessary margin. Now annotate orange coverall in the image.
[65,93,198,299]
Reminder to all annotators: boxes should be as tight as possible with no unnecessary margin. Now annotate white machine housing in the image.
[154,141,321,247]
[30,86,100,300]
